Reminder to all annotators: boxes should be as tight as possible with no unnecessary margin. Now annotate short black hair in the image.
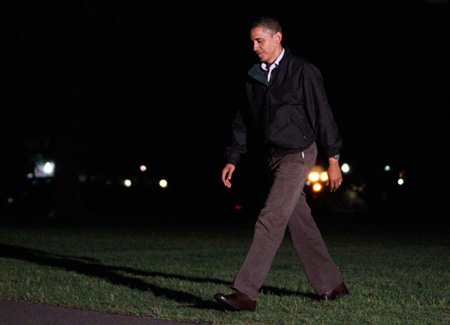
[250,16,282,35]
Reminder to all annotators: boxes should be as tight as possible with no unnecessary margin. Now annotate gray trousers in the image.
[232,143,343,300]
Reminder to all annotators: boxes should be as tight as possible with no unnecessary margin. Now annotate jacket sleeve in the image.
[302,63,343,158]
[225,109,247,165]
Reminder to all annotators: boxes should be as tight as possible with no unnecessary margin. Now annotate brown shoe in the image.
[319,283,350,302]
[214,291,256,311]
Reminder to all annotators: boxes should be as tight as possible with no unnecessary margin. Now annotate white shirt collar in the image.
[261,48,285,81]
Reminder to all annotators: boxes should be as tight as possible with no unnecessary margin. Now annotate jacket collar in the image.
[248,64,269,85]
[247,48,291,85]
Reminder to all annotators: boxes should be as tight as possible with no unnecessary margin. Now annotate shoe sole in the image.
[319,290,350,302]
[214,295,257,311]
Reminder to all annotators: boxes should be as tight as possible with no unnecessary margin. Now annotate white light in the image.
[140,165,147,172]
[313,183,322,192]
[341,163,350,173]
[34,161,55,178]
[320,172,328,182]
[43,162,54,175]
[385,165,391,171]
[159,179,168,188]
[398,178,404,185]
[124,179,132,187]
[306,180,311,186]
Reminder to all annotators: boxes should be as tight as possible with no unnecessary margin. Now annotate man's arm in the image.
[221,109,247,188]
[225,109,248,166]
[303,63,343,192]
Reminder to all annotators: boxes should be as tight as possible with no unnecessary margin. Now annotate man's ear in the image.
[275,32,282,43]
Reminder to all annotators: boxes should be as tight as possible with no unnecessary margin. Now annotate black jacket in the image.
[226,48,342,165]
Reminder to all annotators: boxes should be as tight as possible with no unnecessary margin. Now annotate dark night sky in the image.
[1,1,449,215]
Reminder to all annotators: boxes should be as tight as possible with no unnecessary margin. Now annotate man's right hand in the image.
[221,164,236,188]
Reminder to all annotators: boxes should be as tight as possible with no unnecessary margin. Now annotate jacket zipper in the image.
[265,86,269,144]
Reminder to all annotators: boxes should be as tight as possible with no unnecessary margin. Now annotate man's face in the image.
[250,26,282,64]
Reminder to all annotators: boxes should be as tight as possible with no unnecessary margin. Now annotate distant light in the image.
[306,180,311,186]
[341,163,350,173]
[398,178,404,186]
[26,173,34,179]
[384,165,391,171]
[34,161,55,178]
[234,204,243,210]
[320,172,328,182]
[7,197,14,204]
[159,179,168,188]
[140,165,147,172]
[124,179,132,187]
[313,183,322,192]
[308,172,320,182]
[43,162,54,174]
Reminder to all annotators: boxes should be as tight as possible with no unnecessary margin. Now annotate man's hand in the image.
[327,158,343,192]
[221,164,236,188]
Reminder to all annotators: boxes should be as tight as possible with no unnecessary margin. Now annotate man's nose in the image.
[253,42,258,52]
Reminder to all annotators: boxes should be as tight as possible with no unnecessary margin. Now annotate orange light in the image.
[320,172,328,182]
[313,183,322,192]
[308,172,320,182]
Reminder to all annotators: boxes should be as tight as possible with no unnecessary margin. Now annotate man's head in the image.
[249,17,283,65]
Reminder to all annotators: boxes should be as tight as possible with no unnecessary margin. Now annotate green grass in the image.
[0,225,448,324]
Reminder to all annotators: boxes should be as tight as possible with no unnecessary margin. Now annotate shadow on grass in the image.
[105,266,317,300]
[0,243,316,310]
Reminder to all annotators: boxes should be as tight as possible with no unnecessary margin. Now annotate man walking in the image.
[214,17,349,311]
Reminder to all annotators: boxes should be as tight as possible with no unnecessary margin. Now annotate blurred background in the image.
[0,0,448,231]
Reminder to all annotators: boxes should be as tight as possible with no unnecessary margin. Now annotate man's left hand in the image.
[327,158,343,192]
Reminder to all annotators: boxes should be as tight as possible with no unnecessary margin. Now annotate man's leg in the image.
[287,191,343,296]
[232,147,316,300]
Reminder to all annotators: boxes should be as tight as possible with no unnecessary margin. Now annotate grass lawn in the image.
[0,223,448,324]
